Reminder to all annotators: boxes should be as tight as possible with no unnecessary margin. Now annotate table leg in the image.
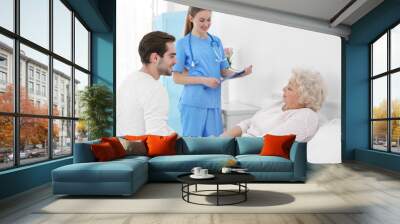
[188,184,190,202]
[245,183,247,201]
[217,184,219,206]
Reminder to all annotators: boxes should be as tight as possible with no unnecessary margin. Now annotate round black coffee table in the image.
[177,173,255,206]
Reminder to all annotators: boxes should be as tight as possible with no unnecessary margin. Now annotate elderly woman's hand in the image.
[220,126,243,137]
[244,65,253,76]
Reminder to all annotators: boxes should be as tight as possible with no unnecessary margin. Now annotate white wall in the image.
[116,0,187,89]
[210,12,342,163]
[210,12,341,111]
[116,0,153,89]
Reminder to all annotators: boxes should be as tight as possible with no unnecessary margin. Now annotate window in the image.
[0,116,13,170]
[28,67,34,80]
[0,54,7,87]
[75,18,89,69]
[0,71,6,85]
[392,25,400,69]
[20,117,48,165]
[53,120,72,158]
[0,34,13,113]
[41,73,46,82]
[0,55,7,67]
[74,69,89,118]
[371,23,400,154]
[35,70,41,81]
[0,0,14,32]
[0,0,91,170]
[20,0,49,49]
[28,81,34,94]
[36,83,40,95]
[42,85,46,97]
[53,0,72,60]
[53,59,71,116]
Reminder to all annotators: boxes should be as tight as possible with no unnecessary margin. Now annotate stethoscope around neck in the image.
[188,32,226,68]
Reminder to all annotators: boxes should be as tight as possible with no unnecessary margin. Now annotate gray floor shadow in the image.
[202,190,295,207]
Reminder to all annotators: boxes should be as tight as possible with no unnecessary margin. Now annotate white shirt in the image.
[237,106,319,142]
[117,71,175,136]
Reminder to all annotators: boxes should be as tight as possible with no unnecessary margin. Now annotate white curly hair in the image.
[289,68,327,112]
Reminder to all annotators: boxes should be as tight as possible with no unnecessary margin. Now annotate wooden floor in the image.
[1,162,400,224]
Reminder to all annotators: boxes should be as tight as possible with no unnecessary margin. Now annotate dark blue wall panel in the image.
[343,44,370,160]
[92,33,114,87]
[0,158,72,199]
[355,148,400,172]
[91,32,114,135]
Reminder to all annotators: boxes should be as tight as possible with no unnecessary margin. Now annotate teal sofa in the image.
[52,137,307,196]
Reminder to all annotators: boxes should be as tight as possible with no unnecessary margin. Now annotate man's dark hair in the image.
[138,31,175,64]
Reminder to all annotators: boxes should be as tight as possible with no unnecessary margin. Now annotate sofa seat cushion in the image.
[117,155,150,163]
[149,154,235,172]
[236,155,293,172]
[53,159,147,183]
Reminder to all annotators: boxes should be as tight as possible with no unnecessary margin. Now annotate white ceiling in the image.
[166,0,384,38]
[225,0,352,22]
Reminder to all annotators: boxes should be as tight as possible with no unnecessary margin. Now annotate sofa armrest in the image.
[73,140,100,163]
[289,142,307,181]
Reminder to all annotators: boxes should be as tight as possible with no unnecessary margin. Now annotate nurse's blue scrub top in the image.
[173,33,230,108]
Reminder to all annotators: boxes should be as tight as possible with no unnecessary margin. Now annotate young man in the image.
[117,31,177,136]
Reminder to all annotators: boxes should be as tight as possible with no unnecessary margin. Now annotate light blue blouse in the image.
[173,33,230,108]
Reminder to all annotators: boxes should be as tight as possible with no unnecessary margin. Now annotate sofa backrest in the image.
[176,137,236,155]
[73,139,100,163]
[235,137,263,155]
[74,137,303,162]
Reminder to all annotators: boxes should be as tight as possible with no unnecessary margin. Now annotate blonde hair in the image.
[184,7,208,35]
[289,68,327,112]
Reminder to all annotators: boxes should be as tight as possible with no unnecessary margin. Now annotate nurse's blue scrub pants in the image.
[179,105,223,137]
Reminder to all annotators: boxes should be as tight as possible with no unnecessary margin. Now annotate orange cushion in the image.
[259,134,296,159]
[101,137,127,158]
[146,133,178,157]
[91,142,118,161]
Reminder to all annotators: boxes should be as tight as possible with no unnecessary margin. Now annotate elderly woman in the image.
[221,68,326,142]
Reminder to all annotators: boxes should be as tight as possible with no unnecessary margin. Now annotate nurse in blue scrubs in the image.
[172,6,253,137]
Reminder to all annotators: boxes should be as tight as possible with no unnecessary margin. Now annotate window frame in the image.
[0,0,92,171]
[370,21,400,154]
